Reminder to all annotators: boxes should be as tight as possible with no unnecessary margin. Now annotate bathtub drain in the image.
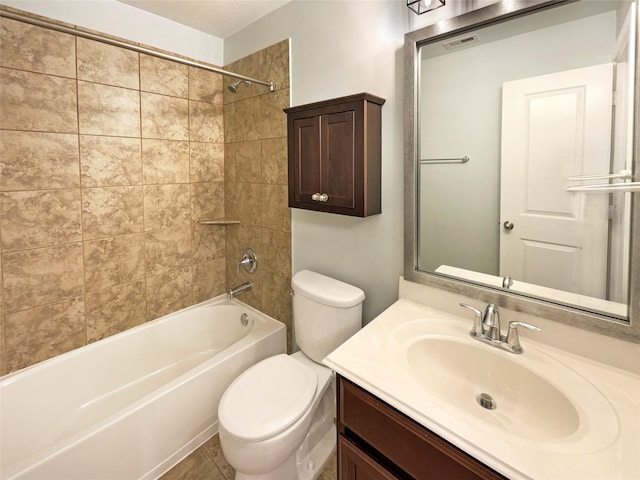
[477,392,496,410]
[240,313,249,326]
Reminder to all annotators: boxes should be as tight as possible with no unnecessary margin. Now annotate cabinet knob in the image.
[312,193,329,202]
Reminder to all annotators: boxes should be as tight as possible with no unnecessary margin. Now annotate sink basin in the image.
[406,337,578,440]
[390,318,619,454]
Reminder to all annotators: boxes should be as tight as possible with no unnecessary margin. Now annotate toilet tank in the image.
[292,270,365,363]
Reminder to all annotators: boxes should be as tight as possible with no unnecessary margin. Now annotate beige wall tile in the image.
[262,184,290,232]
[0,131,80,191]
[0,17,76,78]
[191,182,225,222]
[2,243,84,313]
[4,297,85,373]
[224,143,237,184]
[143,184,191,230]
[190,101,224,143]
[0,68,78,132]
[145,229,192,276]
[226,224,261,259]
[77,38,139,89]
[261,137,288,185]
[260,271,292,329]
[146,267,193,321]
[261,228,291,279]
[141,92,189,140]
[236,140,261,184]
[234,97,260,141]
[84,234,145,293]
[224,181,238,221]
[86,281,146,342]
[80,135,142,187]
[261,40,290,91]
[189,67,223,104]
[142,139,190,184]
[190,142,224,183]
[223,102,237,143]
[140,54,188,98]
[234,183,262,229]
[260,88,288,139]
[193,257,226,303]
[82,186,144,240]
[1,189,82,252]
[78,81,140,137]
[193,223,225,263]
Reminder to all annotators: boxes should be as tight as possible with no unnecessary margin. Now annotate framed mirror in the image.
[404,0,640,342]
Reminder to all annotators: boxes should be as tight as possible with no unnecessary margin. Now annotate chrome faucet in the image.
[228,281,252,299]
[482,303,501,340]
[460,303,540,354]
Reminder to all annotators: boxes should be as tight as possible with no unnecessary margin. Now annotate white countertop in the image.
[324,297,640,479]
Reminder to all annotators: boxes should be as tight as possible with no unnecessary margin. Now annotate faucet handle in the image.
[506,321,541,353]
[238,248,258,274]
[459,303,483,337]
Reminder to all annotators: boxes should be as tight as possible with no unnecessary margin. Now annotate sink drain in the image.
[477,393,496,410]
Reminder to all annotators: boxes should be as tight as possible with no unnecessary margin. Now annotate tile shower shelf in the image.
[198,220,241,225]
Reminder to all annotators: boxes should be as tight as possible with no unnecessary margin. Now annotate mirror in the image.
[404,0,640,342]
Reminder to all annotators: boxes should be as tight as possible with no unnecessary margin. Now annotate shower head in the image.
[228,80,251,93]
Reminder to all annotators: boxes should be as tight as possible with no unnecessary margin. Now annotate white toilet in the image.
[218,270,365,480]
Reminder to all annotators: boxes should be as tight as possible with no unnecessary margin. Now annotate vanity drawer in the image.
[337,376,506,480]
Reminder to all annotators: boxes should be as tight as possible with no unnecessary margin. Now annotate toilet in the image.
[218,270,365,480]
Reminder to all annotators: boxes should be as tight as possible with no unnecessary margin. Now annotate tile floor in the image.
[160,434,337,480]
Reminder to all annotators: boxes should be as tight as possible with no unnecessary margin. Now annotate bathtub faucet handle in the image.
[238,248,258,274]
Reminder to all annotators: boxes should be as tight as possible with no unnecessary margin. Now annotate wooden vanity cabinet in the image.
[284,93,385,217]
[337,375,507,480]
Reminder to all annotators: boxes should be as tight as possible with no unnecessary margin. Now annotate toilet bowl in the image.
[218,270,365,480]
[219,352,334,480]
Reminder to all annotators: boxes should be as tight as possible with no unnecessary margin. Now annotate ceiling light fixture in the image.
[407,0,445,15]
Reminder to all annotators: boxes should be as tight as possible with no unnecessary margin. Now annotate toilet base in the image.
[295,376,337,480]
[295,424,336,480]
[234,451,297,480]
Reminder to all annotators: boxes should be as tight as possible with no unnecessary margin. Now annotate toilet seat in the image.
[219,354,317,442]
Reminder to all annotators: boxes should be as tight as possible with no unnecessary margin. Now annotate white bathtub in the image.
[0,295,286,480]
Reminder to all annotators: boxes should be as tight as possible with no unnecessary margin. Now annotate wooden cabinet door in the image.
[322,110,355,208]
[292,116,321,204]
[337,376,506,480]
[339,435,398,480]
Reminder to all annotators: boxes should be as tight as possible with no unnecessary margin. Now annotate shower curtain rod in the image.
[0,9,275,92]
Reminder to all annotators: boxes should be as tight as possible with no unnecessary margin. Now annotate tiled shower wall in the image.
[0,8,291,375]
[223,40,292,348]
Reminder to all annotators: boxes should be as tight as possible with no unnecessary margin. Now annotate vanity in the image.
[324,278,640,479]
[337,376,505,479]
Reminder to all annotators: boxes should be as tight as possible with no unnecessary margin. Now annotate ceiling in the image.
[118,0,292,39]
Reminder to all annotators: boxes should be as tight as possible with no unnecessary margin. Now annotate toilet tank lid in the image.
[292,270,365,308]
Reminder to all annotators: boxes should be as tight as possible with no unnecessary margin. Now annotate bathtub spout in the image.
[228,281,253,299]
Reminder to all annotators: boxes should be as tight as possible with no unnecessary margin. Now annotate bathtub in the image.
[0,295,286,480]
